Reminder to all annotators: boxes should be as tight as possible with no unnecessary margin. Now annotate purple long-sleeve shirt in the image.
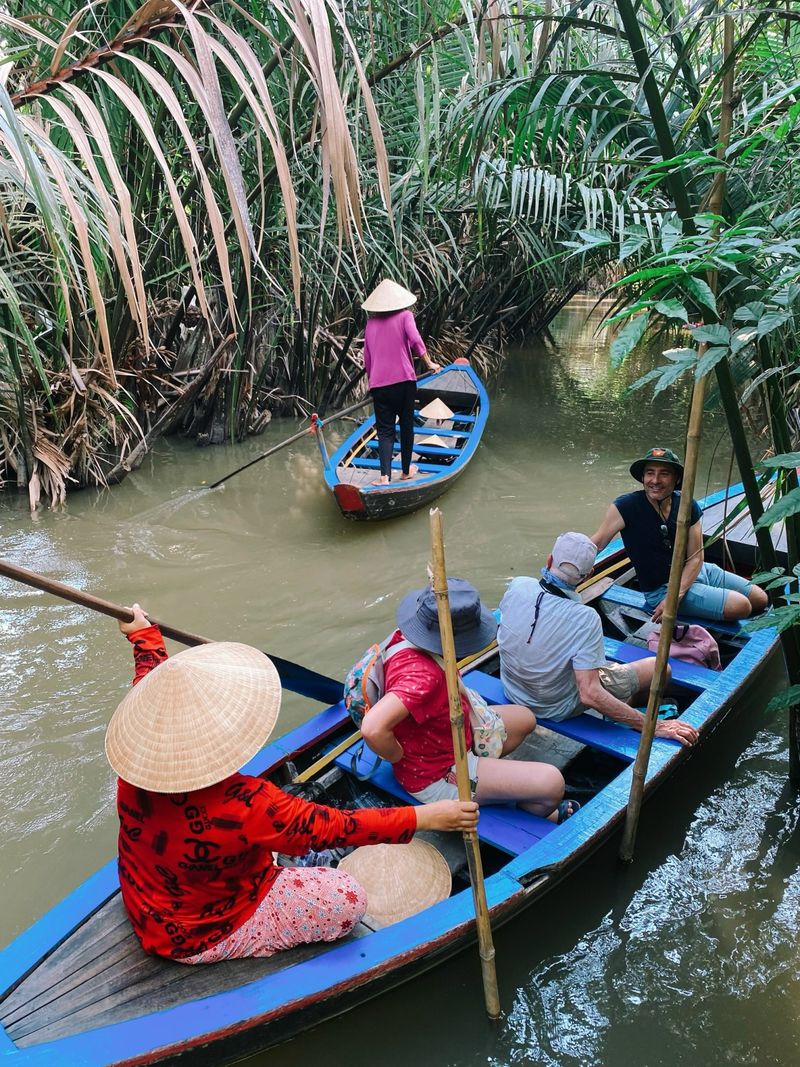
[363,310,427,389]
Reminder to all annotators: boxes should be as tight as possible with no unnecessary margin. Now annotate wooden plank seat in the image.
[600,582,744,636]
[414,412,475,425]
[602,637,719,693]
[364,440,464,458]
[332,745,555,857]
[412,427,474,439]
[347,458,444,472]
[0,894,374,1048]
[463,670,646,763]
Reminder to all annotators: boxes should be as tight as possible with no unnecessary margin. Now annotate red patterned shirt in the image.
[383,630,473,793]
[117,627,416,958]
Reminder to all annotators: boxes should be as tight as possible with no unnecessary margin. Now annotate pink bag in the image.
[647,624,721,671]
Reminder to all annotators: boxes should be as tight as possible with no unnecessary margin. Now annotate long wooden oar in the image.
[429,507,501,1019]
[202,396,373,490]
[0,559,341,705]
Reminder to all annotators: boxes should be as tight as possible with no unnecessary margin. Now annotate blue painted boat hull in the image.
[0,486,782,1065]
[322,362,489,520]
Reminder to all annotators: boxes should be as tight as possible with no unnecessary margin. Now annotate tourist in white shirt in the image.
[497,532,698,747]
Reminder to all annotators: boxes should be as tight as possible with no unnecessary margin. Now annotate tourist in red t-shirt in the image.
[361,580,577,822]
[107,605,477,963]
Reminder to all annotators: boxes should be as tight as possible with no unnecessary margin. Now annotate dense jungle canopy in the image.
[1,0,799,505]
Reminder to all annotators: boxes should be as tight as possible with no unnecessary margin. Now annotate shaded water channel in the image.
[2,296,799,1064]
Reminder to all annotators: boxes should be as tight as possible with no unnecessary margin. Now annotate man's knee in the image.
[722,590,753,620]
[749,584,769,613]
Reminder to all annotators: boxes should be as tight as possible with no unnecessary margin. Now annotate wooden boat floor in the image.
[336,465,382,486]
[0,894,374,1048]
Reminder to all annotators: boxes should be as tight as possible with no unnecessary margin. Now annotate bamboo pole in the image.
[202,396,373,490]
[429,507,500,1020]
[619,351,709,862]
[619,16,738,862]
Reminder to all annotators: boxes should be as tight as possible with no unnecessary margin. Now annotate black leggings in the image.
[371,380,417,478]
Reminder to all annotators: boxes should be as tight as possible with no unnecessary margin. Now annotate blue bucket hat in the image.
[396,578,497,657]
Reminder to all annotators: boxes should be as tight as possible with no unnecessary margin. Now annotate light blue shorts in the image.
[643,562,752,623]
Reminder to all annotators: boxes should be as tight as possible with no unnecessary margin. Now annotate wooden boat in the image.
[0,485,783,1066]
[317,360,489,520]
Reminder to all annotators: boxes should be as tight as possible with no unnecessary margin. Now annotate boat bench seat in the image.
[332,745,555,857]
[603,637,719,692]
[348,458,443,472]
[600,582,744,636]
[365,440,463,458]
[463,668,680,763]
[414,412,475,425]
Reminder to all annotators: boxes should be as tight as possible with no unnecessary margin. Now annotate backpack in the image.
[343,636,415,726]
[647,623,721,671]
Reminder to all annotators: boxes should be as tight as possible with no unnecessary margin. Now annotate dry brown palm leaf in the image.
[90,68,212,324]
[30,432,73,509]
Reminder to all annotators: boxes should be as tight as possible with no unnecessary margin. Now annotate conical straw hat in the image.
[361,279,417,313]
[105,642,281,793]
[418,398,454,421]
[338,840,451,926]
[414,434,448,448]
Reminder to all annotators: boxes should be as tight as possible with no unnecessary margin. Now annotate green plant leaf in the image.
[757,309,791,338]
[766,685,800,712]
[654,299,688,323]
[683,275,717,314]
[660,217,682,255]
[753,567,788,584]
[610,312,649,368]
[755,486,800,529]
[695,346,729,377]
[691,323,730,345]
[732,302,765,323]
[730,327,758,354]
[619,225,648,261]
[759,453,800,469]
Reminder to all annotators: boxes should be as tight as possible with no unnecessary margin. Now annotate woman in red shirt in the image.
[360,580,576,822]
[107,605,477,963]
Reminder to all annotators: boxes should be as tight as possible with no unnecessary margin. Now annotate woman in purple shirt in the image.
[361,279,440,484]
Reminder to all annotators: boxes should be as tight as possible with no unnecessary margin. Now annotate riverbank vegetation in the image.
[1,0,799,503]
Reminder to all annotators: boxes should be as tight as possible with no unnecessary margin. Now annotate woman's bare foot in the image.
[373,475,390,486]
[400,465,419,481]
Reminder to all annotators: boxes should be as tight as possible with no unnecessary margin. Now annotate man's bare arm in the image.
[591,504,625,551]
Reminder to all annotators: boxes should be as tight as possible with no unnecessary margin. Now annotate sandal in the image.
[557,799,581,824]
[633,702,680,721]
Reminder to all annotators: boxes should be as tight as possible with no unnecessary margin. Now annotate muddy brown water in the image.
[1,297,797,1066]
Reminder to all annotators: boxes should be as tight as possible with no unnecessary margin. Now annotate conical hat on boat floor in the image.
[105,642,281,793]
[414,434,448,448]
[338,840,451,926]
[418,398,454,421]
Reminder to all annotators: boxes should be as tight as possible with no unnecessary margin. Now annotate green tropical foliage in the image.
[3,0,800,509]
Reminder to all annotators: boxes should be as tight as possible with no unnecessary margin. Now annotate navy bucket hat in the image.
[396,578,497,658]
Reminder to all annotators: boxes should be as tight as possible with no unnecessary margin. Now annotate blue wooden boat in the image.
[318,360,489,520]
[0,484,782,1066]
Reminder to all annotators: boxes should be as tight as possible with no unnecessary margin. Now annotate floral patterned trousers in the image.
[180,866,367,963]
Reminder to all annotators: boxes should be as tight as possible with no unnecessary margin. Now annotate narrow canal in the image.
[2,297,797,1064]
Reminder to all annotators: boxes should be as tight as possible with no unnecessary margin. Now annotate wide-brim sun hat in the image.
[105,642,281,793]
[629,446,684,487]
[396,577,497,658]
[361,279,417,313]
[338,840,451,926]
